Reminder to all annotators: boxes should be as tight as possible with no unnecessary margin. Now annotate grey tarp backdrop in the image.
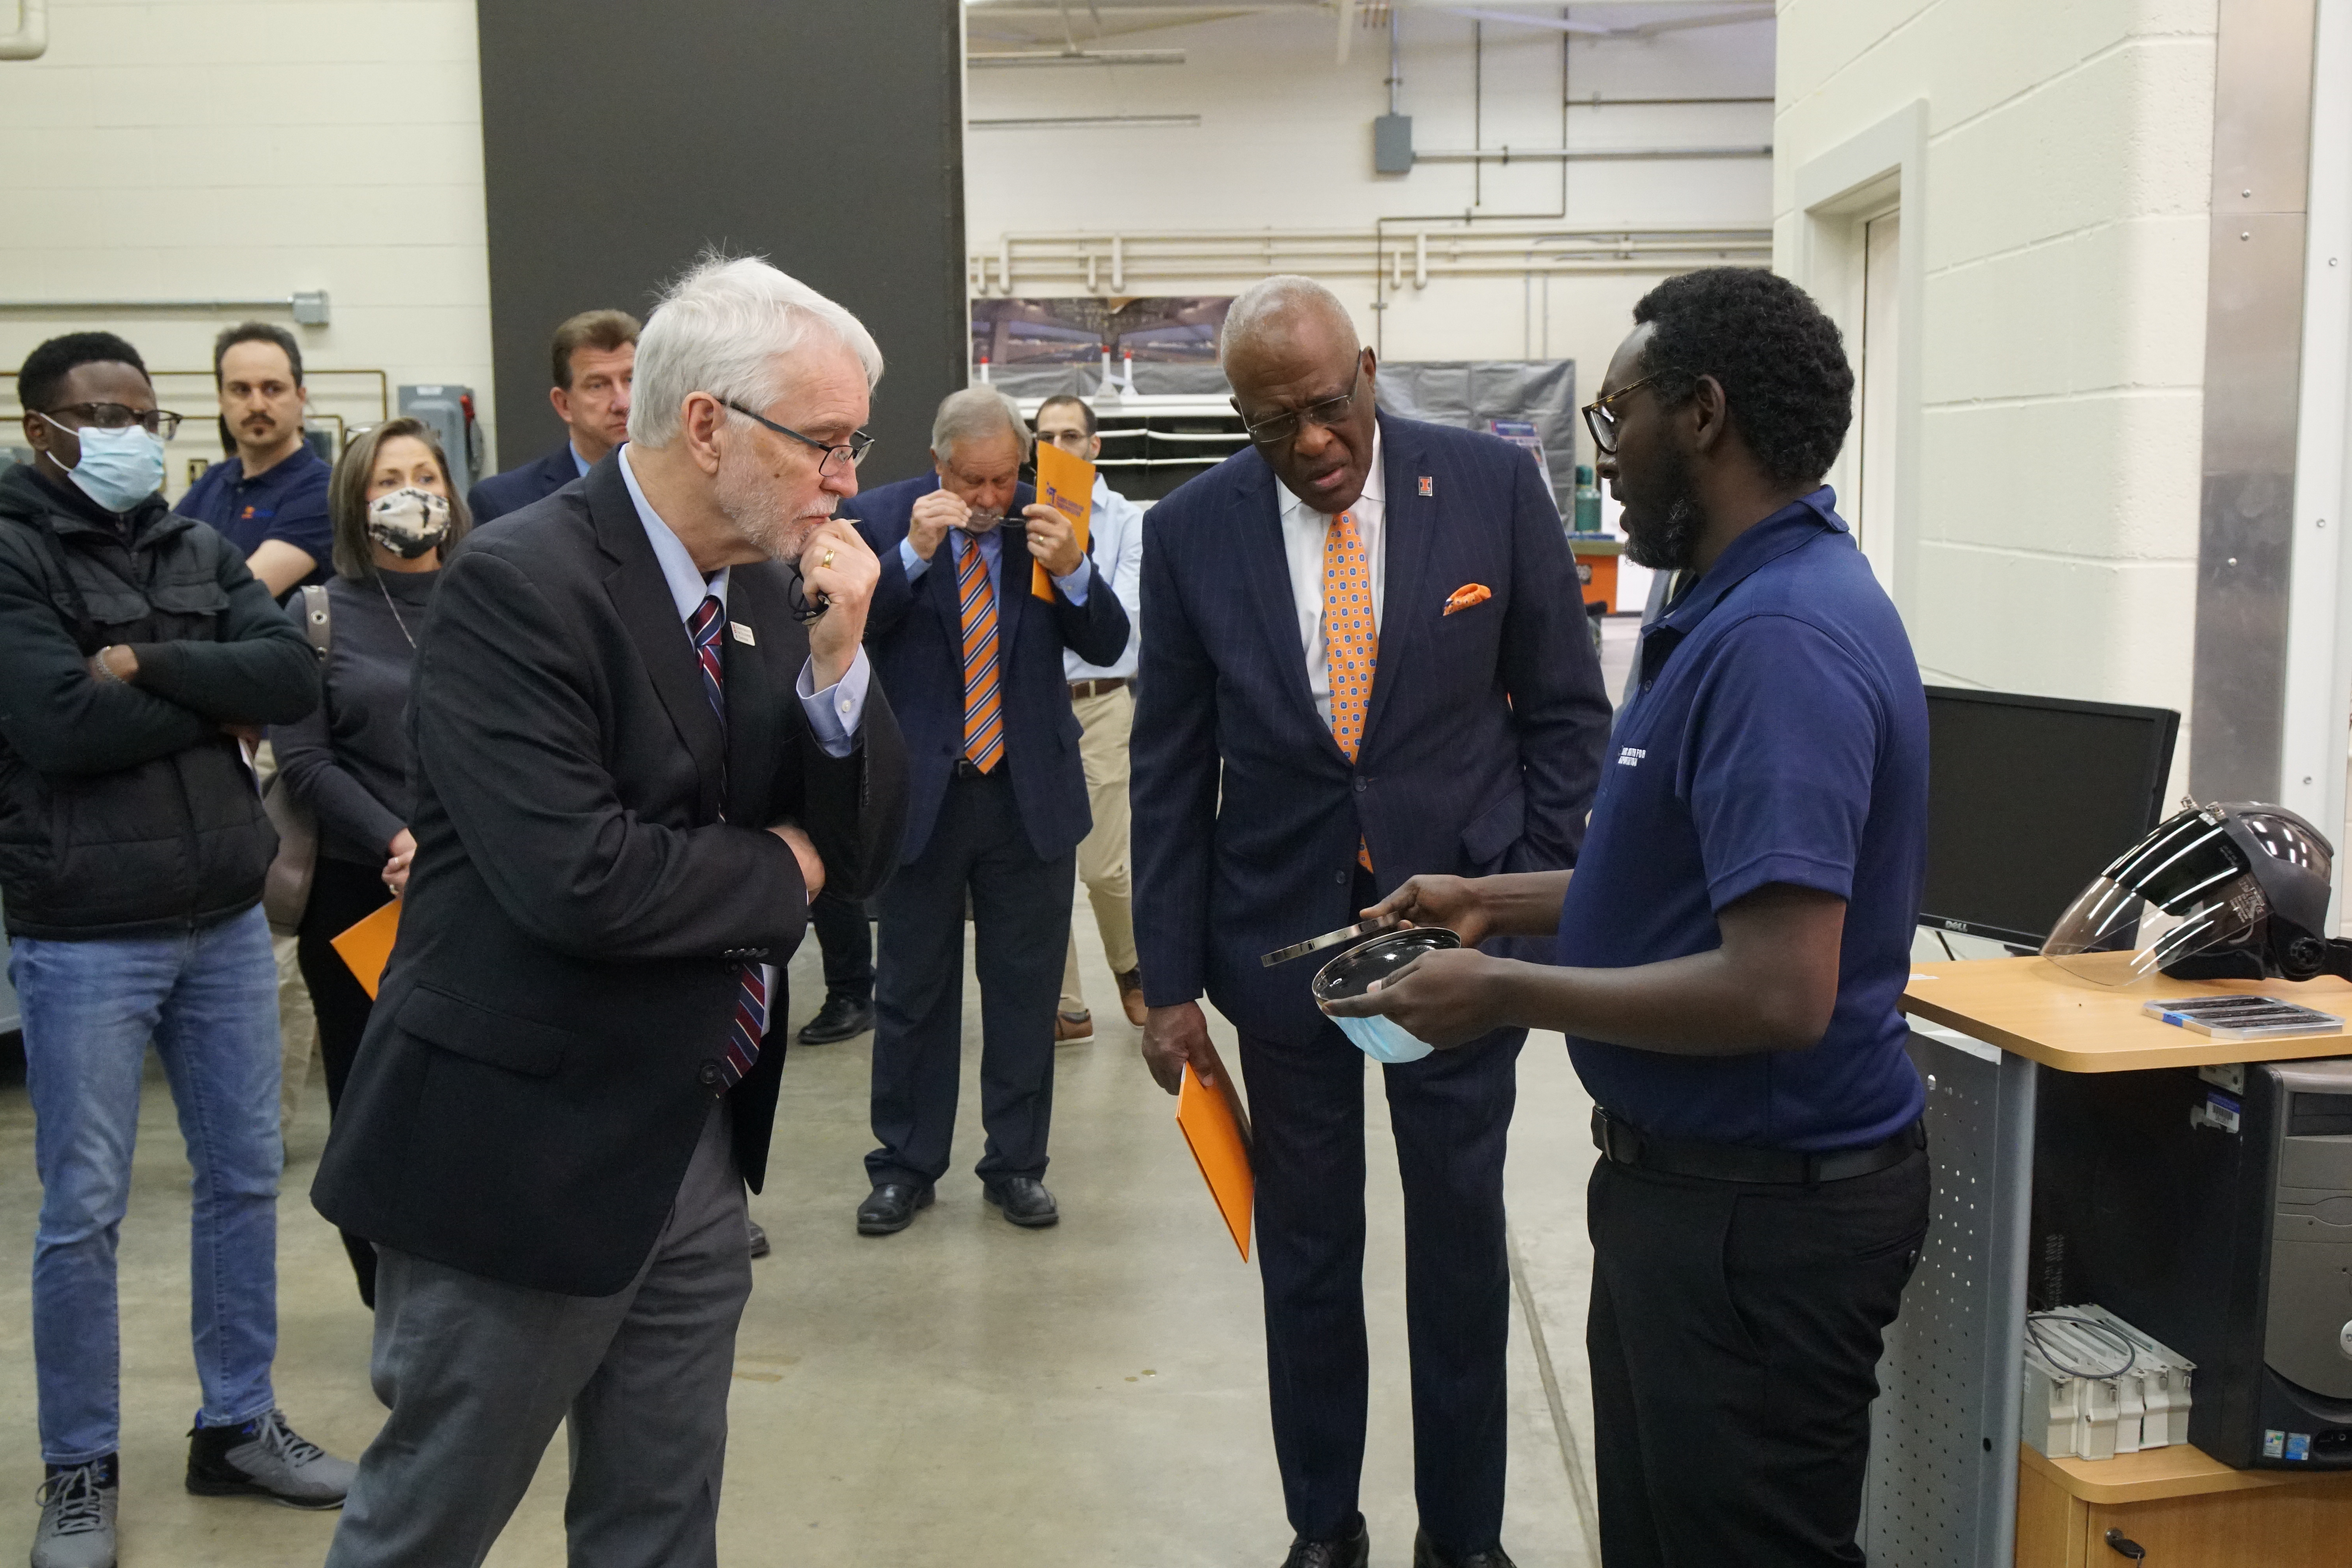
[1375,360,1580,510]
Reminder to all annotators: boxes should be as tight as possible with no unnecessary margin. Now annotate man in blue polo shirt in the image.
[180,322,331,597]
[1329,267,1930,1567]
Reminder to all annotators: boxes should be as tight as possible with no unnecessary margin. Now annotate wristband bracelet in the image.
[91,646,125,685]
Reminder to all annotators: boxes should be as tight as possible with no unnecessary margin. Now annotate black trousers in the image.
[866,770,1075,1188]
[294,855,396,1308]
[808,887,874,1004]
[1240,1018,1523,1557]
[1586,1145,1931,1568]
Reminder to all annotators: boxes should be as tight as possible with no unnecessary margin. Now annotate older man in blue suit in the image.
[1133,277,1612,1568]
[849,388,1129,1235]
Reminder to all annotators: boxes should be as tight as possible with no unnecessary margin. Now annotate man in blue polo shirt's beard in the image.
[1329,267,1931,1568]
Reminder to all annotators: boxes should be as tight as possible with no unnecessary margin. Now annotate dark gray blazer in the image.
[313,453,907,1295]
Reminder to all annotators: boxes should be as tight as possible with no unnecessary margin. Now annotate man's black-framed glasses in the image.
[40,403,185,441]
[1235,362,1367,447]
[722,399,874,476]
[1580,374,1664,456]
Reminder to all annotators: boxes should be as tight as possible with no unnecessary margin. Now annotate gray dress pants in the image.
[324,1103,753,1568]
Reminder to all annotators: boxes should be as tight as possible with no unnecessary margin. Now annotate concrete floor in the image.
[0,622,1639,1568]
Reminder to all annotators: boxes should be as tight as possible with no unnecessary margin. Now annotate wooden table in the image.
[2016,1442,2352,1566]
[1902,955,2352,1072]
[1857,958,2352,1568]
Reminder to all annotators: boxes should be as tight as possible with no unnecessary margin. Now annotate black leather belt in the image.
[954,758,1005,781]
[1592,1107,1925,1185]
[1068,677,1128,699]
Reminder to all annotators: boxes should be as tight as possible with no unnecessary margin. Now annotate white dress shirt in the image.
[1064,475,1143,682]
[1276,428,1385,729]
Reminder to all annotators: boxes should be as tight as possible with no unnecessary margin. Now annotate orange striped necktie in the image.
[1323,510,1376,871]
[958,536,1005,773]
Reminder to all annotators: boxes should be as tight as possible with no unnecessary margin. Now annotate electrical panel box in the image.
[1374,113,1414,175]
[397,384,481,494]
[2033,1058,2352,1469]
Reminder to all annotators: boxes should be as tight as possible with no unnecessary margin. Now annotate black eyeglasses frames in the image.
[39,403,187,441]
[722,399,874,476]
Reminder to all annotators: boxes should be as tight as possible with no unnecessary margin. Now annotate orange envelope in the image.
[330,898,401,1000]
[1176,1049,1254,1261]
[1031,440,1093,601]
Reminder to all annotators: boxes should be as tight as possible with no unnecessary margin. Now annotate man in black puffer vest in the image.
[0,332,352,1568]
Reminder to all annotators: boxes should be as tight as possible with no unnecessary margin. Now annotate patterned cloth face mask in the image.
[366,488,452,559]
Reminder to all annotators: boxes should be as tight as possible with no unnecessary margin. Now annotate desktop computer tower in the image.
[2031,1057,2352,1469]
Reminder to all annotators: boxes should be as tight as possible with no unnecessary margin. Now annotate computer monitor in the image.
[1921,686,2181,949]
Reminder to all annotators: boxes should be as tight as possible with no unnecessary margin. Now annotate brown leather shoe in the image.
[1115,966,1149,1027]
[1055,1009,1094,1043]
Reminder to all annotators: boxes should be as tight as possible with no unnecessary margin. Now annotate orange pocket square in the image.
[1442,583,1492,616]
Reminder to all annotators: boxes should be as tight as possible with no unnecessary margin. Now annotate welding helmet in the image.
[2041,802,2346,984]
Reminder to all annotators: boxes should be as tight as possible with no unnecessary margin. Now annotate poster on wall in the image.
[971,297,1232,397]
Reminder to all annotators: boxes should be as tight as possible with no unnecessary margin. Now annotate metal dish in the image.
[1311,927,1462,1063]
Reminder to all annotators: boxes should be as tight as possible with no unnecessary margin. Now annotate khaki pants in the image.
[1059,684,1138,1016]
[252,739,319,1138]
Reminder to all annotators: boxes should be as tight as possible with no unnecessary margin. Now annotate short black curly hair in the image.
[19,331,150,414]
[1632,268,1853,489]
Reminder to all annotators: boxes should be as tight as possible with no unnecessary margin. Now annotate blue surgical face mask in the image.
[43,416,165,514]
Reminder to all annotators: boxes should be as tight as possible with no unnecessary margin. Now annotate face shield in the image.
[2042,804,2345,985]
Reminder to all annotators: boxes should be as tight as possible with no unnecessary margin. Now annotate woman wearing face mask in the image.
[272,417,469,1307]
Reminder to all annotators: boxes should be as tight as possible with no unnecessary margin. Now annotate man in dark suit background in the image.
[1133,277,1612,1568]
[849,387,1129,1236]
[313,256,907,1567]
[466,307,639,524]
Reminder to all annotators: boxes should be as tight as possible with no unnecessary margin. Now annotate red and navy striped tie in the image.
[690,595,768,1089]
[957,537,1004,773]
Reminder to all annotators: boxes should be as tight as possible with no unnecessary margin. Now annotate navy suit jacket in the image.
[851,474,1130,864]
[1132,412,1613,1045]
[467,441,579,525]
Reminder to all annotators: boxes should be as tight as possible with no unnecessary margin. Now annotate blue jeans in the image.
[9,905,283,1465]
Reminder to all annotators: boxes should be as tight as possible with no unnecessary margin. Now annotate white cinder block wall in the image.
[0,0,497,500]
[964,5,1776,445]
[1775,0,2218,726]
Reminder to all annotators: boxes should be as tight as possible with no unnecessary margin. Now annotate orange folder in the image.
[1176,1048,1254,1261]
[1031,440,1093,601]
[330,898,401,1000]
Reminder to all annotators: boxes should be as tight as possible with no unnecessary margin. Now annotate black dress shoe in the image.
[747,1220,771,1258]
[982,1175,1060,1228]
[1280,1515,1370,1568]
[855,1182,934,1235]
[798,993,875,1045]
[1412,1528,1515,1568]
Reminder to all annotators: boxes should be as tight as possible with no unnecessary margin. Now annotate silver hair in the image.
[1219,274,1359,366]
[628,253,884,449]
[930,385,1032,465]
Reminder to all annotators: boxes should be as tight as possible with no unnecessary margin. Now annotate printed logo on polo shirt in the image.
[1617,746,1646,768]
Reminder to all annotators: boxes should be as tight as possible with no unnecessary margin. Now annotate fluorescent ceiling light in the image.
[971,47,1187,64]
[970,113,1203,129]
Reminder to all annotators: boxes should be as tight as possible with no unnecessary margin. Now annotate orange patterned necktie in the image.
[1323,510,1376,871]
[958,537,1004,773]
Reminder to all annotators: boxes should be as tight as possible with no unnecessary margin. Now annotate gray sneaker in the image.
[184,1410,355,1510]
[31,1458,117,1568]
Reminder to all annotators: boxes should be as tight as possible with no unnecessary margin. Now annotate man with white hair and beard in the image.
[312,254,909,1567]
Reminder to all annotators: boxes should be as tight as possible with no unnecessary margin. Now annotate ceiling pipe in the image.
[968,48,1185,65]
[0,0,48,60]
[1414,143,1770,163]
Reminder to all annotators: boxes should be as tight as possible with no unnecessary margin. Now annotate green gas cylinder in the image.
[1573,464,1602,532]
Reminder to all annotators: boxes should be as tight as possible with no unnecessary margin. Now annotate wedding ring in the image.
[821,549,836,570]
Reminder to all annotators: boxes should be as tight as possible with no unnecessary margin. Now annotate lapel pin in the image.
[1417,475,1434,497]
[729,622,757,645]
